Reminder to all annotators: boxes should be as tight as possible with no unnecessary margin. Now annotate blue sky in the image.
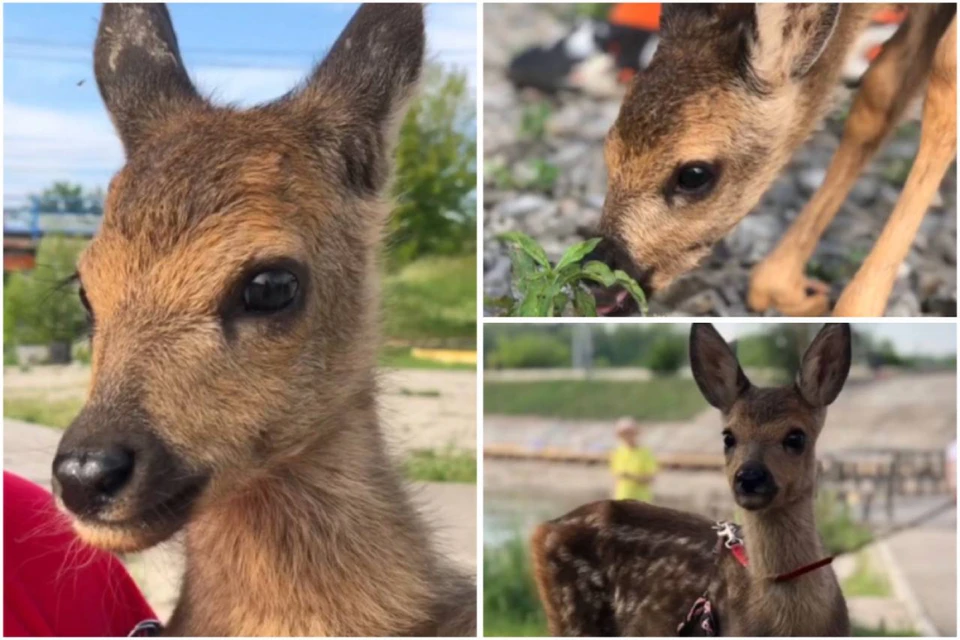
[3,3,476,206]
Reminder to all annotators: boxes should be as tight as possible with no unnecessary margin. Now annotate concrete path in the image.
[4,418,476,621]
[884,526,957,636]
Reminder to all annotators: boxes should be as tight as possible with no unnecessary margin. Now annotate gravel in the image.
[482,4,957,317]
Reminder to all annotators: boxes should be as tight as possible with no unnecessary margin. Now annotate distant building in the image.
[3,198,102,272]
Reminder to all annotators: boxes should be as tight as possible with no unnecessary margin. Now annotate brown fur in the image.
[52,3,475,636]
[594,3,956,316]
[531,323,853,636]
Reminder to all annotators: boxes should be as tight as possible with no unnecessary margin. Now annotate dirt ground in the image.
[3,363,477,453]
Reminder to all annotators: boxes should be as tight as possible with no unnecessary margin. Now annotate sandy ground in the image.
[3,364,477,622]
[3,364,477,453]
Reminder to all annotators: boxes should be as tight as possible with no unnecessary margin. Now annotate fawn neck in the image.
[739,496,826,580]
[170,394,442,636]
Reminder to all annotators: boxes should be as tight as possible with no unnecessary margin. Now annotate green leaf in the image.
[499,231,550,268]
[483,296,515,312]
[516,292,546,317]
[579,260,617,288]
[572,287,598,317]
[555,237,602,272]
[613,269,649,315]
[509,249,538,288]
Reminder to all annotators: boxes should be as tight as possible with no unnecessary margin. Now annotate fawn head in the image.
[690,323,851,511]
[587,4,841,307]
[51,3,424,552]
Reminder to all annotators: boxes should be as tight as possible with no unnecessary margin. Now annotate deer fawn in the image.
[49,4,475,636]
[587,4,956,317]
[531,323,852,636]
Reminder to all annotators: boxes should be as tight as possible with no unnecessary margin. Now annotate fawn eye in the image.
[783,429,806,454]
[670,162,717,198]
[722,429,736,452]
[243,270,299,313]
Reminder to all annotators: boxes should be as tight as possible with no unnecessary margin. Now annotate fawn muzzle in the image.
[733,461,779,510]
[53,401,209,549]
[581,236,654,315]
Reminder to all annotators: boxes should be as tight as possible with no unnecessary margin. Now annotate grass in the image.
[4,395,83,429]
[403,449,476,483]
[379,345,474,371]
[484,536,547,637]
[852,624,919,636]
[382,254,476,347]
[842,551,891,598]
[484,378,707,420]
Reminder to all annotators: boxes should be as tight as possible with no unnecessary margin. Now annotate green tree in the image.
[5,235,88,362]
[390,65,476,265]
[644,333,687,376]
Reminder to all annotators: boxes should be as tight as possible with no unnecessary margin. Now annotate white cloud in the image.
[4,102,122,204]
[4,4,478,205]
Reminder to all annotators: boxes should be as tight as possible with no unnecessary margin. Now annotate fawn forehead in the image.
[726,386,822,436]
[611,8,752,156]
[101,107,349,247]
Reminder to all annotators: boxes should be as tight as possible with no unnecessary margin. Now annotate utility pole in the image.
[572,325,594,374]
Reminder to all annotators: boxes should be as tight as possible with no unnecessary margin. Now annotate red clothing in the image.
[4,471,157,637]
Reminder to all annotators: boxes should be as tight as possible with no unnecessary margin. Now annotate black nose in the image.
[53,447,135,516]
[735,464,774,495]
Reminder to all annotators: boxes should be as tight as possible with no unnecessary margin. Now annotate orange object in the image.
[609,3,662,32]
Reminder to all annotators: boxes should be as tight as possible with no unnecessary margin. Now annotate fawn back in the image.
[591,3,886,292]
[532,323,852,636]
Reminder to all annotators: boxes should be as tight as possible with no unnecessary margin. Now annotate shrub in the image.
[644,334,686,376]
[391,65,476,265]
[483,537,547,636]
[4,235,88,358]
[488,333,571,369]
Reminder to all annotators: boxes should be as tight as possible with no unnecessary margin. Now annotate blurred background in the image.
[482,3,957,316]
[483,322,957,636]
[3,2,477,620]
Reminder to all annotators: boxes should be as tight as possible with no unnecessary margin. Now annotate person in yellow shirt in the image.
[610,417,658,502]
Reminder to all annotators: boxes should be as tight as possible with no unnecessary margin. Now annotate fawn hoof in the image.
[749,269,831,317]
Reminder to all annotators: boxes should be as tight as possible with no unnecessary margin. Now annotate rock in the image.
[798,168,827,193]
[496,194,552,218]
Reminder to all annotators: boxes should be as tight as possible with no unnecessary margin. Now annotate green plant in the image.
[841,551,890,598]
[526,159,559,192]
[403,449,476,483]
[4,395,84,429]
[519,102,551,141]
[391,65,476,266]
[815,491,873,556]
[487,333,571,369]
[484,536,547,637]
[4,235,88,354]
[645,334,687,376]
[492,232,646,317]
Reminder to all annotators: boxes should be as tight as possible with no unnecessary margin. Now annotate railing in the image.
[819,449,950,522]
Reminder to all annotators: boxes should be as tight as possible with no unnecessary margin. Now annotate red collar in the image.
[713,521,834,582]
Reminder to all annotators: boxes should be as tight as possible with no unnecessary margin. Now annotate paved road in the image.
[4,418,476,621]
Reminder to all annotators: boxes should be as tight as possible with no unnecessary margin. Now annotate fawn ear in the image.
[690,324,751,412]
[288,3,425,195]
[94,4,203,154]
[797,324,851,407]
[747,3,841,84]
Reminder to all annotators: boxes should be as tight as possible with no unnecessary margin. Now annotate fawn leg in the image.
[834,17,957,316]
[749,14,938,316]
